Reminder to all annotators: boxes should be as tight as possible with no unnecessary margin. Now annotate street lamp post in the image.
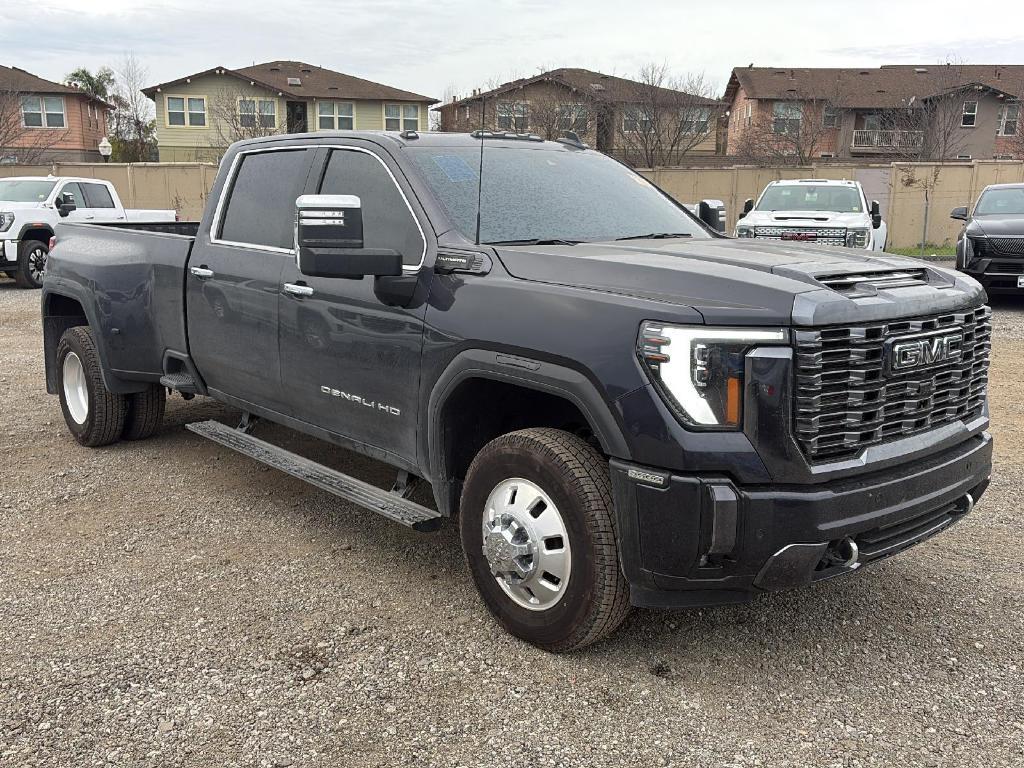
[98,137,112,163]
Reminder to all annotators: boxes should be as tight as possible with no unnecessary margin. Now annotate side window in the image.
[318,149,424,267]
[59,182,85,207]
[219,149,309,249]
[83,183,116,209]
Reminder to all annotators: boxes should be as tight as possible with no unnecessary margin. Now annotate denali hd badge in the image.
[885,331,963,373]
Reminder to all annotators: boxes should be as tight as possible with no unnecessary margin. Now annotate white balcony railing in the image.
[851,129,925,150]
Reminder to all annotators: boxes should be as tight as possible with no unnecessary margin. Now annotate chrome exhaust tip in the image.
[836,537,859,568]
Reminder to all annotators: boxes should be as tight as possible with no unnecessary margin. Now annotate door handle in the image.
[283,282,314,297]
[190,266,214,279]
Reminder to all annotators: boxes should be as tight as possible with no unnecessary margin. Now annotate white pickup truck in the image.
[734,178,888,252]
[1,176,176,288]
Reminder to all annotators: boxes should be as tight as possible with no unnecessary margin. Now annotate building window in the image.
[961,101,978,127]
[998,103,1019,136]
[623,107,652,133]
[995,154,1014,160]
[956,154,972,160]
[822,105,840,128]
[744,102,752,127]
[496,102,528,132]
[318,101,354,130]
[22,96,65,128]
[820,152,836,159]
[556,104,588,133]
[385,104,419,131]
[680,107,710,134]
[772,101,802,134]
[239,98,276,129]
[167,96,206,127]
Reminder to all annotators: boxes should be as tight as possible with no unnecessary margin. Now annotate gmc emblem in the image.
[781,231,817,241]
[886,332,963,373]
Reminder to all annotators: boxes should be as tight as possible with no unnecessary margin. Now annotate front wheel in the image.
[14,239,48,289]
[460,428,631,652]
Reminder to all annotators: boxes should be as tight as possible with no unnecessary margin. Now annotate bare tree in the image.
[891,63,975,255]
[0,73,70,164]
[614,63,722,167]
[208,86,285,147]
[109,53,156,162]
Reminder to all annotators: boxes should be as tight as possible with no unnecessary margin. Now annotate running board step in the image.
[185,420,442,531]
[160,372,199,394]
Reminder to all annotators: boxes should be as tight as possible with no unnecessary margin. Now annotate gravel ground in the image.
[1,277,1022,768]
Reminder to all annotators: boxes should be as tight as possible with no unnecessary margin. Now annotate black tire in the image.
[56,326,127,447]
[123,384,166,440]
[14,239,48,289]
[460,428,631,652]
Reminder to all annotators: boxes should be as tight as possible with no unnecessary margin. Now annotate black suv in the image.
[953,182,1024,292]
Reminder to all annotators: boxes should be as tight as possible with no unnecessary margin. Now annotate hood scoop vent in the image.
[773,215,830,221]
[819,269,928,293]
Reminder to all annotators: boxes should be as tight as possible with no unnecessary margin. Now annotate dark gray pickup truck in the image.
[41,131,993,651]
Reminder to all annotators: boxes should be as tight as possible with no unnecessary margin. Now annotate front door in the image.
[278,145,432,463]
[287,101,308,133]
[186,147,315,412]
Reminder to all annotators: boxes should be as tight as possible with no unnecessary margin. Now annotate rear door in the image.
[186,147,315,412]
[278,145,432,463]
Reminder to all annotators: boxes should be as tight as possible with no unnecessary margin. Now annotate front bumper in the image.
[961,260,1023,293]
[2,239,16,265]
[610,431,992,609]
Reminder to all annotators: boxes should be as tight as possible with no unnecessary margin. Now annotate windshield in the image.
[975,187,1024,216]
[408,145,707,244]
[756,184,863,213]
[0,179,56,203]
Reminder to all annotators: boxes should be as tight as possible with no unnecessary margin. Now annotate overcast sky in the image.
[2,0,1022,103]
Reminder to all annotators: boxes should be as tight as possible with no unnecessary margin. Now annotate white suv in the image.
[734,179,887,251]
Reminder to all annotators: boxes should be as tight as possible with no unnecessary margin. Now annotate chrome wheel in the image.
[62,351,89,425]
[28,246,46,283]
[482,477,571,611]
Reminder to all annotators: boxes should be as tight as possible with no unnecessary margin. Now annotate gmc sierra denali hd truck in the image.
[41,131,992,652]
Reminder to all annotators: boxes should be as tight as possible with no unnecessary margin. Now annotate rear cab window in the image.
[218,149,311,250]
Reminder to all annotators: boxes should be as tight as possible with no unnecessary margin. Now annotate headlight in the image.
[735,224,755,238]
[846,228,870,248]
[638,323,786,430]
[0,212,14,233]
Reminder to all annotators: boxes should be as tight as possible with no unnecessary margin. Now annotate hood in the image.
[0,201,47,211]
[740,210,870,226]
[493,237,984,327]
[969,214,1024,238]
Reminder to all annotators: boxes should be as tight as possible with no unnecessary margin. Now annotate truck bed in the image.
[49,221,197,381]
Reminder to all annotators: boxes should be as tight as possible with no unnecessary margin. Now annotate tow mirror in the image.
[295,194,402,279]
[870,200,882,229]
[57,192,77,218]
[739,198,754,219]
[697,199,727,233]
[950,206,969,221]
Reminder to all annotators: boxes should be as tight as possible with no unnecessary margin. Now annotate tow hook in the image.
[823,537,860,569]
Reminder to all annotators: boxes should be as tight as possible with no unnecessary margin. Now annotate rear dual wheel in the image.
[56,327,165,446]
[460,428,631,652]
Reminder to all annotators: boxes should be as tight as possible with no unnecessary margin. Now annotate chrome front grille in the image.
[792,306,991,461]
[754,226,847,246]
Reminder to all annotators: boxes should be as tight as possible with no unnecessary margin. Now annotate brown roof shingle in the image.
[0,65,110,106]
[143,60,436,103]
[445,67,723,108]
[725,64,1024,109]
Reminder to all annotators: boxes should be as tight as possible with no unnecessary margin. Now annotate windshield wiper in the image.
[614,232,693,241]
[484,238,582,246]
